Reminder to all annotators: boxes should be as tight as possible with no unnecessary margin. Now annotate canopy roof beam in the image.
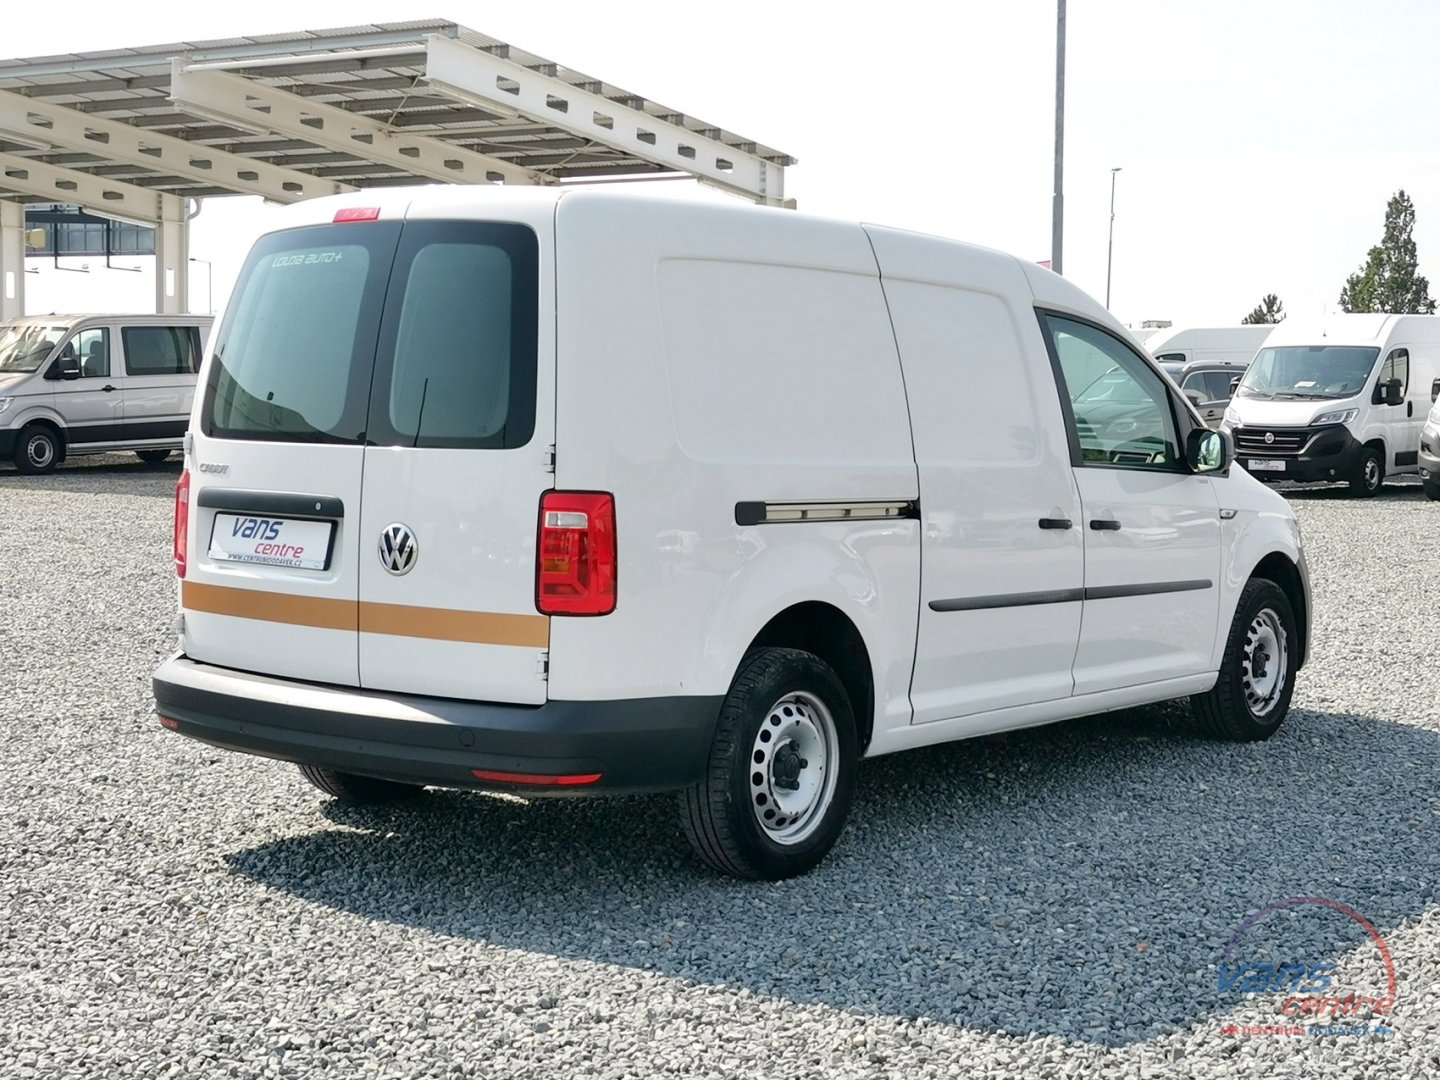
[423,34,783,204]
[170,60,554,187]
[0,151,166,222]
[0,89,354,203]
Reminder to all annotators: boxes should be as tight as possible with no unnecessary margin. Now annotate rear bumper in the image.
[153,654,723,795]
[1232,424,1362,483]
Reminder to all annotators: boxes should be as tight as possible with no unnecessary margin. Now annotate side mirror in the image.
[48,356,80,381]
[1229,375,1241,394]
[1187,427,1230,475]
[1431,377,1439,403]
[1183,387,1206,410]
[1383,379,1404,406]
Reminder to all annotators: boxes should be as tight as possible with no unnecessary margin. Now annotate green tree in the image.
[1339,190,1437,313]
[1241,294,1286,324]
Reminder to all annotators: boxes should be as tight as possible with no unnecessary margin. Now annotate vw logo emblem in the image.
[1264,432,1275,444]
[379,523,418,576]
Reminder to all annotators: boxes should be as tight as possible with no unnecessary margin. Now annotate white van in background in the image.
[1223,314,1440,496]
[1147,325,1277,368]
[0,314,212,473]
[152,188,1311,880]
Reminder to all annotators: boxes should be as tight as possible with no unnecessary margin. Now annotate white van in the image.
[1223,314,1440,496]
[152,188,1311,879]
[1147,325,1276,368]
[0,313,212,473]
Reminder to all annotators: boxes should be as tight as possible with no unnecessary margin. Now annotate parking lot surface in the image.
[2,456,1437,1079]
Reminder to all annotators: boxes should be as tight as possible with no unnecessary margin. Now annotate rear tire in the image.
[1190,578,1298,741]
[1424,478,1440,502]
[136,449,172,464]
[296,764,426,803]
[681,647,857,880]
[13,423,60,475]
[1348,447,1383,497]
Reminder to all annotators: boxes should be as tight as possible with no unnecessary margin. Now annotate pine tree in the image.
[1339,190,1436,313]
[1241,294,1285,324]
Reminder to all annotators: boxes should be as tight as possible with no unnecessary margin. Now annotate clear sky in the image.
[9,0,1440,327]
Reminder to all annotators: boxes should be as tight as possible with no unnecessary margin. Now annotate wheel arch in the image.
[747,602,876,752]
[1250,552,1308,668]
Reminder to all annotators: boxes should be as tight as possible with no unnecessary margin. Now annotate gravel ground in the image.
[1,455,1438,1079]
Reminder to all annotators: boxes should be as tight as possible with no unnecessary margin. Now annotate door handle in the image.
[101,384,117,392]
[1089,519,1122,531]
[1408,402,1414,417]
[1037,517,1073,530]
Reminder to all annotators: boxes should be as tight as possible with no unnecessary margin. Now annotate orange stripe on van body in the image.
[358,601,549,648]
[182,581,356,631]
[182,581,549,648]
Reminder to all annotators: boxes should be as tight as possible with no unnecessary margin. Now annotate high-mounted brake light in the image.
[333,206,381,223]
[470,769,602,787]
[537,491,616,616]
[173,469,190,579]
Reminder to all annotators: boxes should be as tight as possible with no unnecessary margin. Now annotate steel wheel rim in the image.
[748,690,838,845]
[26,434,53,468]
[1242,608,1288,717]
[1364,457,1380,488]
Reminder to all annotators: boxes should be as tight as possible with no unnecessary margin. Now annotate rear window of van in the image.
[202,220,538,448]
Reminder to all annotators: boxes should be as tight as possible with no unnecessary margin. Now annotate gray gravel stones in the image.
[1,457,1437,1079]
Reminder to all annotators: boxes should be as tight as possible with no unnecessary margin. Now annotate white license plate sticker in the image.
[209,514,333,570]
[1246,459,1286,473]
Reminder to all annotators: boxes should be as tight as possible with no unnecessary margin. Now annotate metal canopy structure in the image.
[0,18,795,317]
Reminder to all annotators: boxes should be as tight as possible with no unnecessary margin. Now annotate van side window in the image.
[61,328,109,378]
[1180,371,1211,398]
[1379,348,1409,397]
[1043,313,1180,470]
[123,326,201,376]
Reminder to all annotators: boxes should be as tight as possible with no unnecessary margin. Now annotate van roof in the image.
[0,313,213,326]
[1260,313,1440,348]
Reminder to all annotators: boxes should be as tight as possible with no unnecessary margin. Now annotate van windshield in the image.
[0,325,66,373]
[203,220,538,447]
[1238,346,1379,400]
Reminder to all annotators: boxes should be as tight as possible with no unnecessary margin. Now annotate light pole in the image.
[1105,167,1122,310]
[188,257,212,314]
[1051,0,1066,274]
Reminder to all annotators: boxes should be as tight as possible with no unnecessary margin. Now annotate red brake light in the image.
[333,206,381,223]
[174,469,190,579]
[537,491,616,615]
[470,769,602,786]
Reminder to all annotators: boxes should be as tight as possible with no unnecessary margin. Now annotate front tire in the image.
[1348,447,1383,497]
[13,424,60,475]
[136,449,172,464]
[1424,478,1440,502]
[1190,578,1298,741]
[682,647,857,880]
[296,764,426,803]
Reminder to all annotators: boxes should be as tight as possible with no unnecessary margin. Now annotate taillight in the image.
[537,492,616,615]
[333,206,381,223]
[174,469,190,578]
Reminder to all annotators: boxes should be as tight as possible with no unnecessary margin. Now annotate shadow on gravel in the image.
[1271,479,1426,502]
[225,705,1440,1046]
[0,457,179,495]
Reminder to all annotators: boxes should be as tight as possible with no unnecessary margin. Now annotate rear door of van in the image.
[183,205,553,704]
[354,212,552,704]
[182,220,393,687]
